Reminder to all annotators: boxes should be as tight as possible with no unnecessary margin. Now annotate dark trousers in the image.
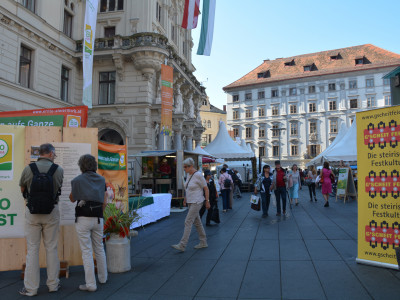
[308,183,316,199]
[221,189,230,210]
[199,199,217,224]
[275,186,287,214]
[261,192,270,215]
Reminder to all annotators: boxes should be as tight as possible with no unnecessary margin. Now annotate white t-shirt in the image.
[184,171,207,204]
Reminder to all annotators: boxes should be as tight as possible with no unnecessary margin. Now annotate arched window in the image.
[207,120,211,128]
[203,120,207,127]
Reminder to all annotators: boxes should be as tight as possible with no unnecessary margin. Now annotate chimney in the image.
[223,105,226,111]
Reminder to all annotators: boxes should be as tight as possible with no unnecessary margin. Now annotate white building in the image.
[223,44,400,167]
[0,0,205,152]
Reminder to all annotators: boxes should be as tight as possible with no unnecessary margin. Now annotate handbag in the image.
[210,204,220,223]
[250,194,261,211]
[319,176,324,184]
[304,178,312,186]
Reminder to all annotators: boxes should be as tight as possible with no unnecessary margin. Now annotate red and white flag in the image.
[181,0,200,29]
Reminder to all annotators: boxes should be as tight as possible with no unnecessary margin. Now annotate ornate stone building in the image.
[0,0,205,153]
[224,44,400,167]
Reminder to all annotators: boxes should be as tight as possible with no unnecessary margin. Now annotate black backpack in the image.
[27,163,59,214]
[223,176,232,188]
[230,171,240,185]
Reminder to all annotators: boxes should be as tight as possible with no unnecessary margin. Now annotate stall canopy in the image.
[192,145,216,158]
[204,121,254,160]
[130,150,176,157]
[324,119,357,162]
[306,123,348,167]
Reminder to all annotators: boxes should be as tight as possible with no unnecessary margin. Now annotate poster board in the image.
[356,106,400,270]
[336,167,357,203]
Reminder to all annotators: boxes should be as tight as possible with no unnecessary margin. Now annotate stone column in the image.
[185,136,193,151]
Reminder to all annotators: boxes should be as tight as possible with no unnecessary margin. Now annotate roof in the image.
[209,104,226,114]
[223,44,400,91]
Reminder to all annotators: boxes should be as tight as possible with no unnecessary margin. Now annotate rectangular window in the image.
[272,106,279,116]
[328,83,336,91]
[309,122,317,134]
[19,46,32,88]
[22,0,35,12]
[233,110,239,120]
[245,109,252,118]
[291,145,298,156]
[99,71,116,105]
[258,107,265,117]
[330,120,338,133]
[384,95,391,106]
[308,85,316,93]
[101,0,123,12]
[289,87,297,96]
[245,92,252,100]
[310,145,317,157]
[273,146,279,157]
[366,78,374,88]
[156,2,162,23]
[367,96,375,108]
[272,125,279,137]
[233,128,239,137]
[383,78,390,86]
[259,128,265,138]
[63,10,73,37]
[349,99,358,109]
[233,94,239,102]
[105,27,116,37]
[245,127,252,138]
[290,123,298,135]
[60,66,69,102]
[349,80,357,89]
[259,146,265,157]
[207,120,211,128]
[271,89,278,97]
[309,102,316,112]
[329,101,337,111]
[290,104,297,114]
[258,91,265,99]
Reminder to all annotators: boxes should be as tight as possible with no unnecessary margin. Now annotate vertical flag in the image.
[82,0,99,108]
[160,64,173,136]
[181,0,200,29]
[197,0,216,56]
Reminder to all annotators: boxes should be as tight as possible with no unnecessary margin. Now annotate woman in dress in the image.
[289,164,301,206]
[321,161,334,207]
[308,166,318,202]
[199,170,219,226]
[254,165,273,217]
[172,158,210,252]
[69,154,107,292]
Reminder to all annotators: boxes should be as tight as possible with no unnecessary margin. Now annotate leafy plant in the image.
[103,203,139,239]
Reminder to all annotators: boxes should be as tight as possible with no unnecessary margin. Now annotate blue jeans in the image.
[221,189,230,210]
[261,192,270,215]
[275,187,287,214]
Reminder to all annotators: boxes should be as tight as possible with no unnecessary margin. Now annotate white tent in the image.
[324,119,357,162]
[306,123,348,167]
[192,145,216,158]
[204,121,254,160]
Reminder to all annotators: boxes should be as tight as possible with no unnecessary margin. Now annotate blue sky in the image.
[191,0,400,110]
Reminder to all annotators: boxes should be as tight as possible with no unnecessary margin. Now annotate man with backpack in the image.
[19,143,64,296]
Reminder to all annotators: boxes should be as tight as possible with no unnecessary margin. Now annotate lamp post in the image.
[270,127,286,162]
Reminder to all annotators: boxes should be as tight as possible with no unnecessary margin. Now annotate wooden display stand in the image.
[0,126,98,272]
[336,167,358,203]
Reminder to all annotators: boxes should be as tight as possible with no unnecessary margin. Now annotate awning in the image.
[383,66,400,79]
[129,150,176,157]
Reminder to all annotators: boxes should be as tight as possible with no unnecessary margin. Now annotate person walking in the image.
[199,170,219,226]
[272,160,287,216]
[288,164,301,206]
[69,154,107,292]
[233,169,242,198]
[223,164,234,209]
[321,161,335,207]
[19,143,64,297]
[254,165,273,217]
[308,166,318,202]
[172,158,210,252]
[218,167,232,212]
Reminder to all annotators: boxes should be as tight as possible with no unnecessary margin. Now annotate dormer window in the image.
[257,70,270,78]
[284,59,295,66]
[303,63,317,72]
[330,53,342,60]
[355,56,370,65]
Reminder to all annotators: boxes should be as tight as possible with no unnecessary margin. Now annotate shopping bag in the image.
[250,194,260,205]
[211,205,220,223]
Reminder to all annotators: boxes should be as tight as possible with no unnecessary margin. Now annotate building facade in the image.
[0,0,205,153]
[199,98,226,146]
[223,44,400,168]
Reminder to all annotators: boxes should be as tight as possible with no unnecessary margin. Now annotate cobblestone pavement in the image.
[1,187,400,299]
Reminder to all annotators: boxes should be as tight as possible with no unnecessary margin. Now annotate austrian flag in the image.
[181,0,200,29]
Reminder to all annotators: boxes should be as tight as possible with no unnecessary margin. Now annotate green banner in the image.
[0,115,64,127]
[98,149,126,170]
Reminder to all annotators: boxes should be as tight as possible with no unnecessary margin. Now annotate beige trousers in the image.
[179,202,207,248]
[24,206,60,294]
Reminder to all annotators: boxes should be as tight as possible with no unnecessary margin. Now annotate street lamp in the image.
[270,127,286,162]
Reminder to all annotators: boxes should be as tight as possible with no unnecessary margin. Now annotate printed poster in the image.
[98,141,129,212]
[337,168,349,196]
[161,64,173,136]
[356,106,400,269]
[0,126,26,238]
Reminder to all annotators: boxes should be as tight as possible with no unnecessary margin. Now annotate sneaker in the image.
[49,283,61,292]
[79,284,97,292]
[194,243,208,249]
[171,244,185,252]
[19,287,37,297]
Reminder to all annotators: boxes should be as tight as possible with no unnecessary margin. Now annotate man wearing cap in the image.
[272,160,287,216]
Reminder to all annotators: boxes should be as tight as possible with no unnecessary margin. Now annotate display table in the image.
[130,193,172,229]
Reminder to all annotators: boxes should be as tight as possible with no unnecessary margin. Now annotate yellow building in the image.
[200,98,227,146]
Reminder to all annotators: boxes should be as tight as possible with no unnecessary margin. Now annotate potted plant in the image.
[103,203,140,273]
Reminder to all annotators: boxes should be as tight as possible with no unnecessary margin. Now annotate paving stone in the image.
[304,239,342,261]
[280,239,311,261]
[330,239,358,261]
[250,239,279,261]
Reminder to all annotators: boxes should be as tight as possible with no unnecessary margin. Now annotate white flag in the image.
[82,0,99,108]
